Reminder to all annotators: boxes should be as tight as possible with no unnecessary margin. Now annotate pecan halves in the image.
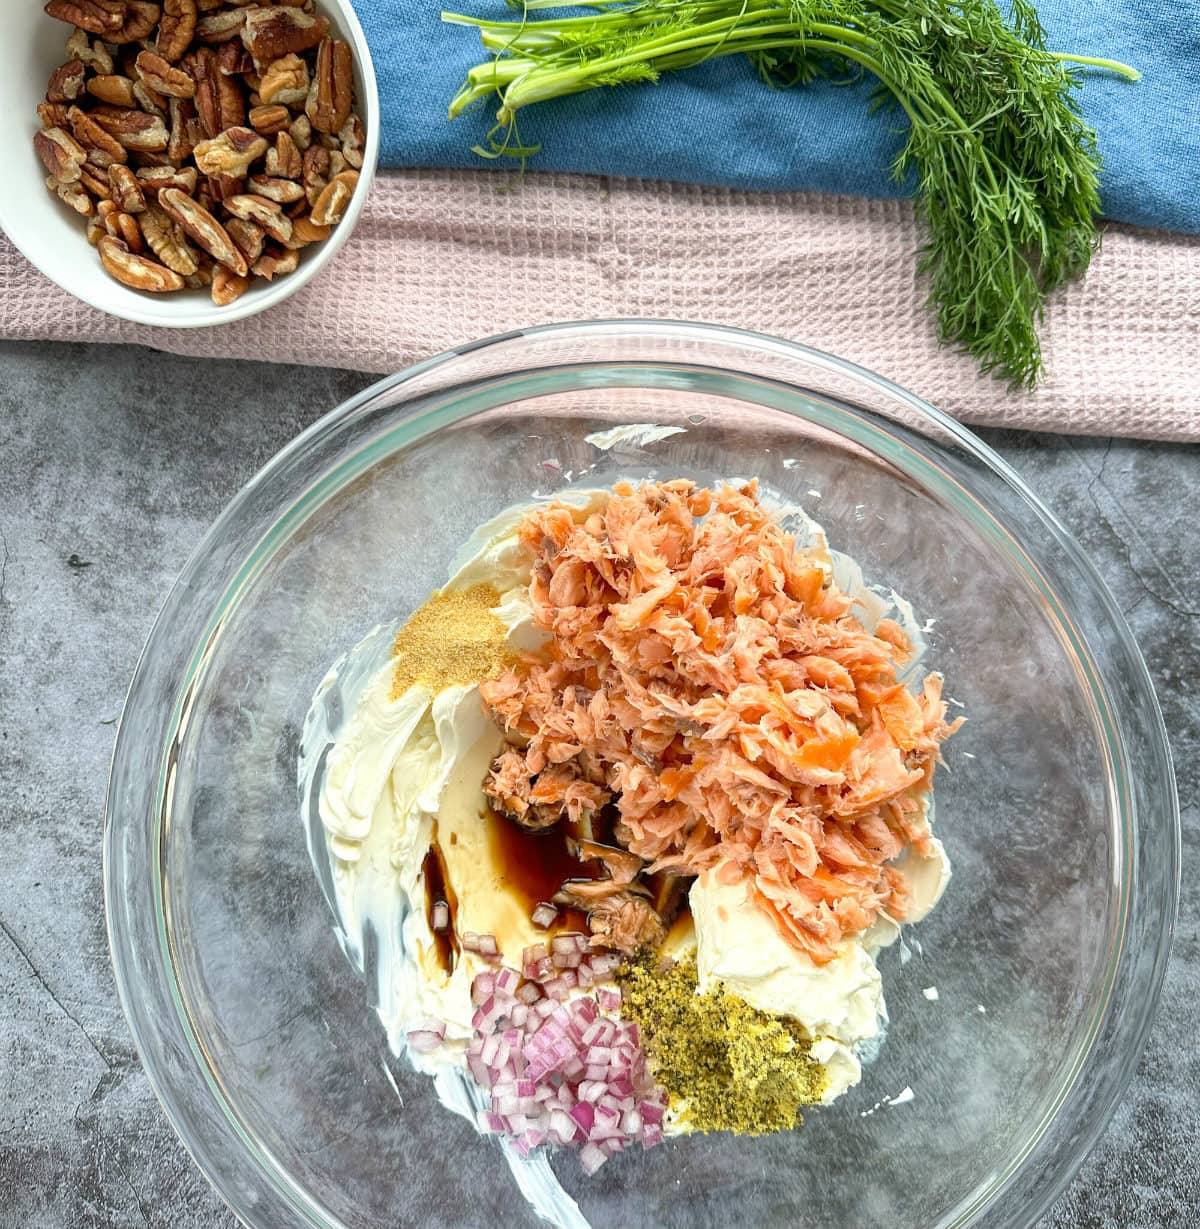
[166,96,196,163]
[224,216,264,264]
[98,235,185,291]
[105,208,144,253]
[135,164,198,195]
[301,142,328,206]
[136,50,197,98]
[139,202,198,273]
[282,212,330,250]
[306,38,352,135]
[108,163,147,213]
[222,193,292,243]
[193,126,266,177]
[257,54,308,106]
[89,105,170,152]
[87,75,137,107]
[264,130,301,179]
[158,185,247,274]
[108,1,162,45]
[47,174,95,216]
[157,0,198,62]
[47,59,87,105]
[251,244,298,280]
[241,8,329,65]
[35,127,87,183]
[247,173,303,204]
[65,27,115,74]
[78,165,112,199]
[339,115,364,170]
[66,105,128,168]
[44,0,125,36]
[309,169,357,227]
[248,104,289,135]
[195,9,245,43]
[211,265,251,306]
[38,102,72,129]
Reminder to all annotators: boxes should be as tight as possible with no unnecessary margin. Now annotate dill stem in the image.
[1050,51,1141,80]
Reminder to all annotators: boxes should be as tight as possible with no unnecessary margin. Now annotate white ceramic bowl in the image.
[0,0,379,328]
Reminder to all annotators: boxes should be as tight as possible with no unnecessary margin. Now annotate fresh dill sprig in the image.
[442,0,1139,386]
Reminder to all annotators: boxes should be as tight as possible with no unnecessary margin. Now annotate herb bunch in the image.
[444,0,1138,386]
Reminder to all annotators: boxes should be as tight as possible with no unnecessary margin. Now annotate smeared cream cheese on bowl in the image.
[298,479,954,1224]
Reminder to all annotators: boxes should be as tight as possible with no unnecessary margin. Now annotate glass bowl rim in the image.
[103,318,1180,1229]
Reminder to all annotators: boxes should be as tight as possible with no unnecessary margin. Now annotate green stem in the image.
[1050,51,1141,81]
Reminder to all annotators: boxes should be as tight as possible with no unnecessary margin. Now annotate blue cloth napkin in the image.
[357,0,1200,233]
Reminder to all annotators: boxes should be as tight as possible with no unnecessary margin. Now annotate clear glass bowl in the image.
[104,321,1179,1229]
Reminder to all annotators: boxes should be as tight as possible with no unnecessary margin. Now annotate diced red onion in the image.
[406,1029,445,1054]
[597,986,622,1012]
[463,932,500,960]
[589,953,621,977]
[579,1142,608,1175]
[431,901,450,931]
[531,902,558,929]
[455,955,667,1174]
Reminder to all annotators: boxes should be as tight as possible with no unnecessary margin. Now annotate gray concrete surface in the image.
[0,339,1195,1228]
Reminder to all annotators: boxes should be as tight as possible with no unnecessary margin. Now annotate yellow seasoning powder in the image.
[390,583,517,698]
[618,954,828,1135]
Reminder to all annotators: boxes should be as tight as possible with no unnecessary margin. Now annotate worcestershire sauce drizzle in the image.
[484,803,620,935]
[422,826,459,975]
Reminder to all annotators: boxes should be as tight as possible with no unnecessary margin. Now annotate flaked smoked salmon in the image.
[481,480,961,965]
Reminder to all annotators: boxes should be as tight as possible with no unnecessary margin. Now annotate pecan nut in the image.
[282,212,330,250]
[167,96,196,163]
[242,8,329,65]
[264,130,301,179]
[306,38,352,135]
[79,164,112,199]
[217,41,254,76]
[224,215,264,264]
[301,142,329,206]
[339,114,364,170]
[98,235,185,291]
[222,193,292,243]
[87,75,138,107]
[139,202,198,274]
[288,112,312,151]
[38,102,72,128]
[247,173,303,204]
[43,0,125,36]
[89,105,171,151]
[135,50,197,98]
[65,27,115,74]
[251,245,298,280]
[135,164,199,195]
[133,80,168,120]
[193,126,266,177]
[105,208,145,253]
[108,1,162,45]
[159,185,247,274]
[309,169,357,228]
[211,265,251,305]
[157,0,198,63]
[47,59,87,105]
[195,9,245,42]
[46,174,94,216]
[34,127,87,183]
[67,105,128,168]
[108,163,147,213]
[258,54,308,106]
[248,104,289,135]
[206,172,243,202]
